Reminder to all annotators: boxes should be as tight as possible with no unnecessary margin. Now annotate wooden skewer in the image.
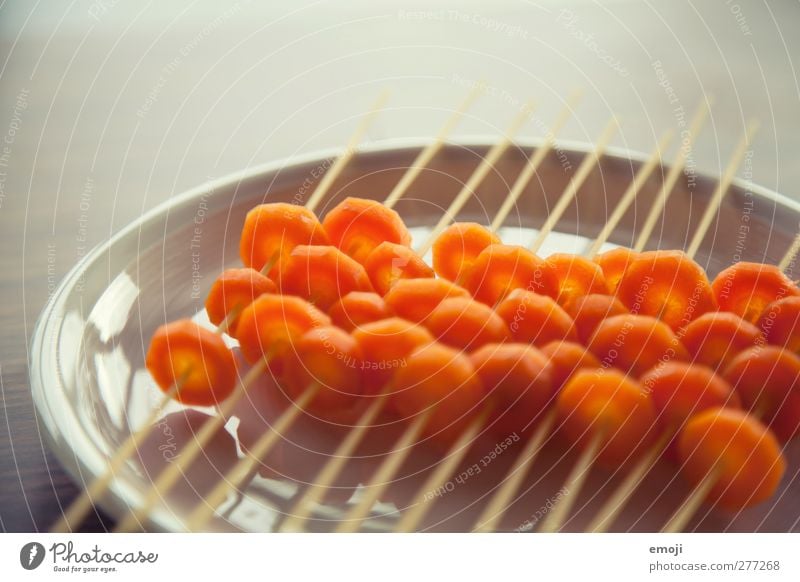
[490,90,584,233]
[584,130,674,259]
[685,120,759,260]
[334,410,432,533]
[183,383,322,531]
[529,117,619,254]
[50,387,178,533]
[472,411,555,533]
[537,122,759,534]
[417,101,537,255]
[393,412,488,532]
[538,432,603,533]
[305,91,390,213]
[661,466,719,533]
[383,82,486,209]
[778,232,800,273]
[176,89,488,531]
[279,393,390,532]
[633,100,711,252]
[114,358,269,532]
[585,431,670,533]
[54,91,392,534]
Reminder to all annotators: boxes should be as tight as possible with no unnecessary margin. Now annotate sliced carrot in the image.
[556,368,657,467]
[205,268,277,335]
[391,341,484,437]
[383,278,470,323]
[277,245,373,311]
[711,261,800,324]
[588,314,689,377]
[546,253,610,310]
[351,317,434,393]
[758,296,800,353]
[564,293,629,345]
[677,408,785,510]
[540,340,602,389]
[464,244,559,306]
[363,241,434,295]
[432,222,500,283]
[594,247,640,292]
[239,203,329,277]
[236,293,331,366]
[640,362,740,432]
[328,291,392,332]
[284,326,364,423]
[321,197,411,264]
[681,312,764,372]
[616,250,717,332]
[495,289,578,346]
[146,319,237,406]
[424,296,510,351]
[723,346,800,441]
[470,343,555,436]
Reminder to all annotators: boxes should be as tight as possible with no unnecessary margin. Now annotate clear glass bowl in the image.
[30,138,800,532]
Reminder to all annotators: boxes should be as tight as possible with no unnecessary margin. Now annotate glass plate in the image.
[30,138,800,532]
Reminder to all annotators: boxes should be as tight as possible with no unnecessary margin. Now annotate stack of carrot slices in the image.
[146,196,799,513]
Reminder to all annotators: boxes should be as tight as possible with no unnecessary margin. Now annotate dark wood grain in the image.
[2,0,799,532]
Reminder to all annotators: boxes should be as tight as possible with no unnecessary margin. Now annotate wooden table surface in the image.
[1,0,799,532]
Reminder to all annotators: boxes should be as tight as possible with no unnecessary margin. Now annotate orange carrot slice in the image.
[277,245,373,311]
[758,295,800,352]
[564,293,629,345]
[321,197,411,264]
[432,222,500,283]
[285,326,364,422]
[146,319,237,406]
[236,293,331,366]
[424,296,510,351]
[464,244,559,306]
[616,250,717,332]
[547,253,610,310]
[239,203,329,277]
[363,241,434,295]
[677,408,785,510]
[384,278,470,323]
[329,291,392,332]
[681,312,763,372]
[556,368,657,467]
[588,314,689,377]
[594,247,640,292]
[540,340,602,389]
[712,262,800,324]
[470,343,555,436]
[640,362,741,432]
[723,345,800,441]
[391,342,484,437]
[351,317,434,393]
[495,288,578,346]
[205,268,277,335]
